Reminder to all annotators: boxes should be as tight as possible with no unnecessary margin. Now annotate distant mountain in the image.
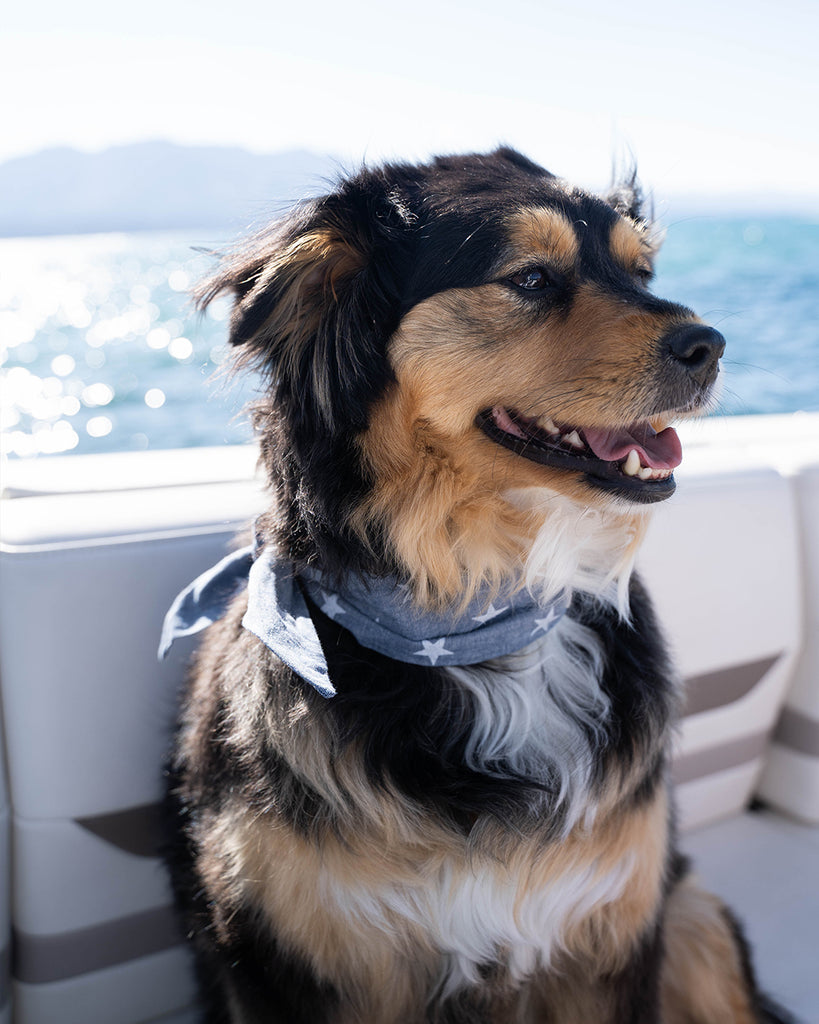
[0,141,339,237]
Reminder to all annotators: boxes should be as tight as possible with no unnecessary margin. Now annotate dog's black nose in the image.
[663,324,725,385]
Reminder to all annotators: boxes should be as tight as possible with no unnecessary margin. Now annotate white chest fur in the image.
[328,845,637,994]
[446,615,610,833]
[311,617,621,993]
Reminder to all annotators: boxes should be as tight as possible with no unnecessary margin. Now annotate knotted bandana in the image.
[159,543,567,698]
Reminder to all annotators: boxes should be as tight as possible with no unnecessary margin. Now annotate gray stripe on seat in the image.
[774,707,819,757]
[683,654,782,717]
[75,803,163,858]
[12,905,183,984]
[672,730,769,786]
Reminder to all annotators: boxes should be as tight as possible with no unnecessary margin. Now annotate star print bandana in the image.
[159,543,567,698]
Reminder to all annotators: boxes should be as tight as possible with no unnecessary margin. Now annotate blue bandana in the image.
[159,544,567,698]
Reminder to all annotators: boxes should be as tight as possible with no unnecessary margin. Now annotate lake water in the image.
[1,215,818,459]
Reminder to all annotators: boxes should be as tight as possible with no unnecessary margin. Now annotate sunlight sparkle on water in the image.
[168,337,193,360]
[81,382,115,407]
[51,353,76,376]
[86,415,113,438]
[0,232,253,456]
[147,327,171,350]
[144,388,166,409]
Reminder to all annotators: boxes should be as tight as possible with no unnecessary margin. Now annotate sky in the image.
[3,0,818,206]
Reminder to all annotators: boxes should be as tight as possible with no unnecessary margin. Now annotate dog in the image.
[162,147,793,1023]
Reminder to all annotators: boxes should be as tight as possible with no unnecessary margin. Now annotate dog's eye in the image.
[509,267,556,292]
[634,266,654,286]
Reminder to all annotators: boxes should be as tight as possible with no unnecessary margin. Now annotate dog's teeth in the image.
[537,415,559,435]
[564,430,584,449]
[637,466,673,481]
[622,449,641,476]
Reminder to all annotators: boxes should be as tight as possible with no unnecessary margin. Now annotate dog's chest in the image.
[329,847,636,989]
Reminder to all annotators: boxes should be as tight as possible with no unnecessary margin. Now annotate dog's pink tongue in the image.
[583,422,683,470]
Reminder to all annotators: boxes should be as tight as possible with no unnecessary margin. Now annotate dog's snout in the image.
[663,324,725,384]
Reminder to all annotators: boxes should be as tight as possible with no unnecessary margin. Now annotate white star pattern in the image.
[414,638,454,665]
[320,592,346,618]
[531,606,561,636]
[472,602,509,625]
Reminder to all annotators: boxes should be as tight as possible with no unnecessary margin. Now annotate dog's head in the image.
[202,148,723,604]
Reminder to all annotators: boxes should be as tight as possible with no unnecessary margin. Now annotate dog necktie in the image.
[159,543,567,698]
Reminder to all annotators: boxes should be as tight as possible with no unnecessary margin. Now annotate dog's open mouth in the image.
[477,406,683,503]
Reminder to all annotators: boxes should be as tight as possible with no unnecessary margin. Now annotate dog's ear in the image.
[605,167,663,255]
[198,177,414,432]
[606,167,650,225]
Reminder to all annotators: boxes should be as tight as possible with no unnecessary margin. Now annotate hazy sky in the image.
[3,0,817,203]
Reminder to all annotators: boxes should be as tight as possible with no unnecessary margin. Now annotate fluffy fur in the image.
[165,148,792,1023]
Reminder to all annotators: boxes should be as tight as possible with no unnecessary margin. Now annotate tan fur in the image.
[505,207,580,271]
[353,274,685,606]
[661,875,759,1024]
[353,381,541,608]
[608,216,655,277]
[194,781,669,1022]
[558,786,670,970]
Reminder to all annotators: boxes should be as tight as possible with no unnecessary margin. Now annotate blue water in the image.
[1,216,817,459]
[652,215,819,417]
